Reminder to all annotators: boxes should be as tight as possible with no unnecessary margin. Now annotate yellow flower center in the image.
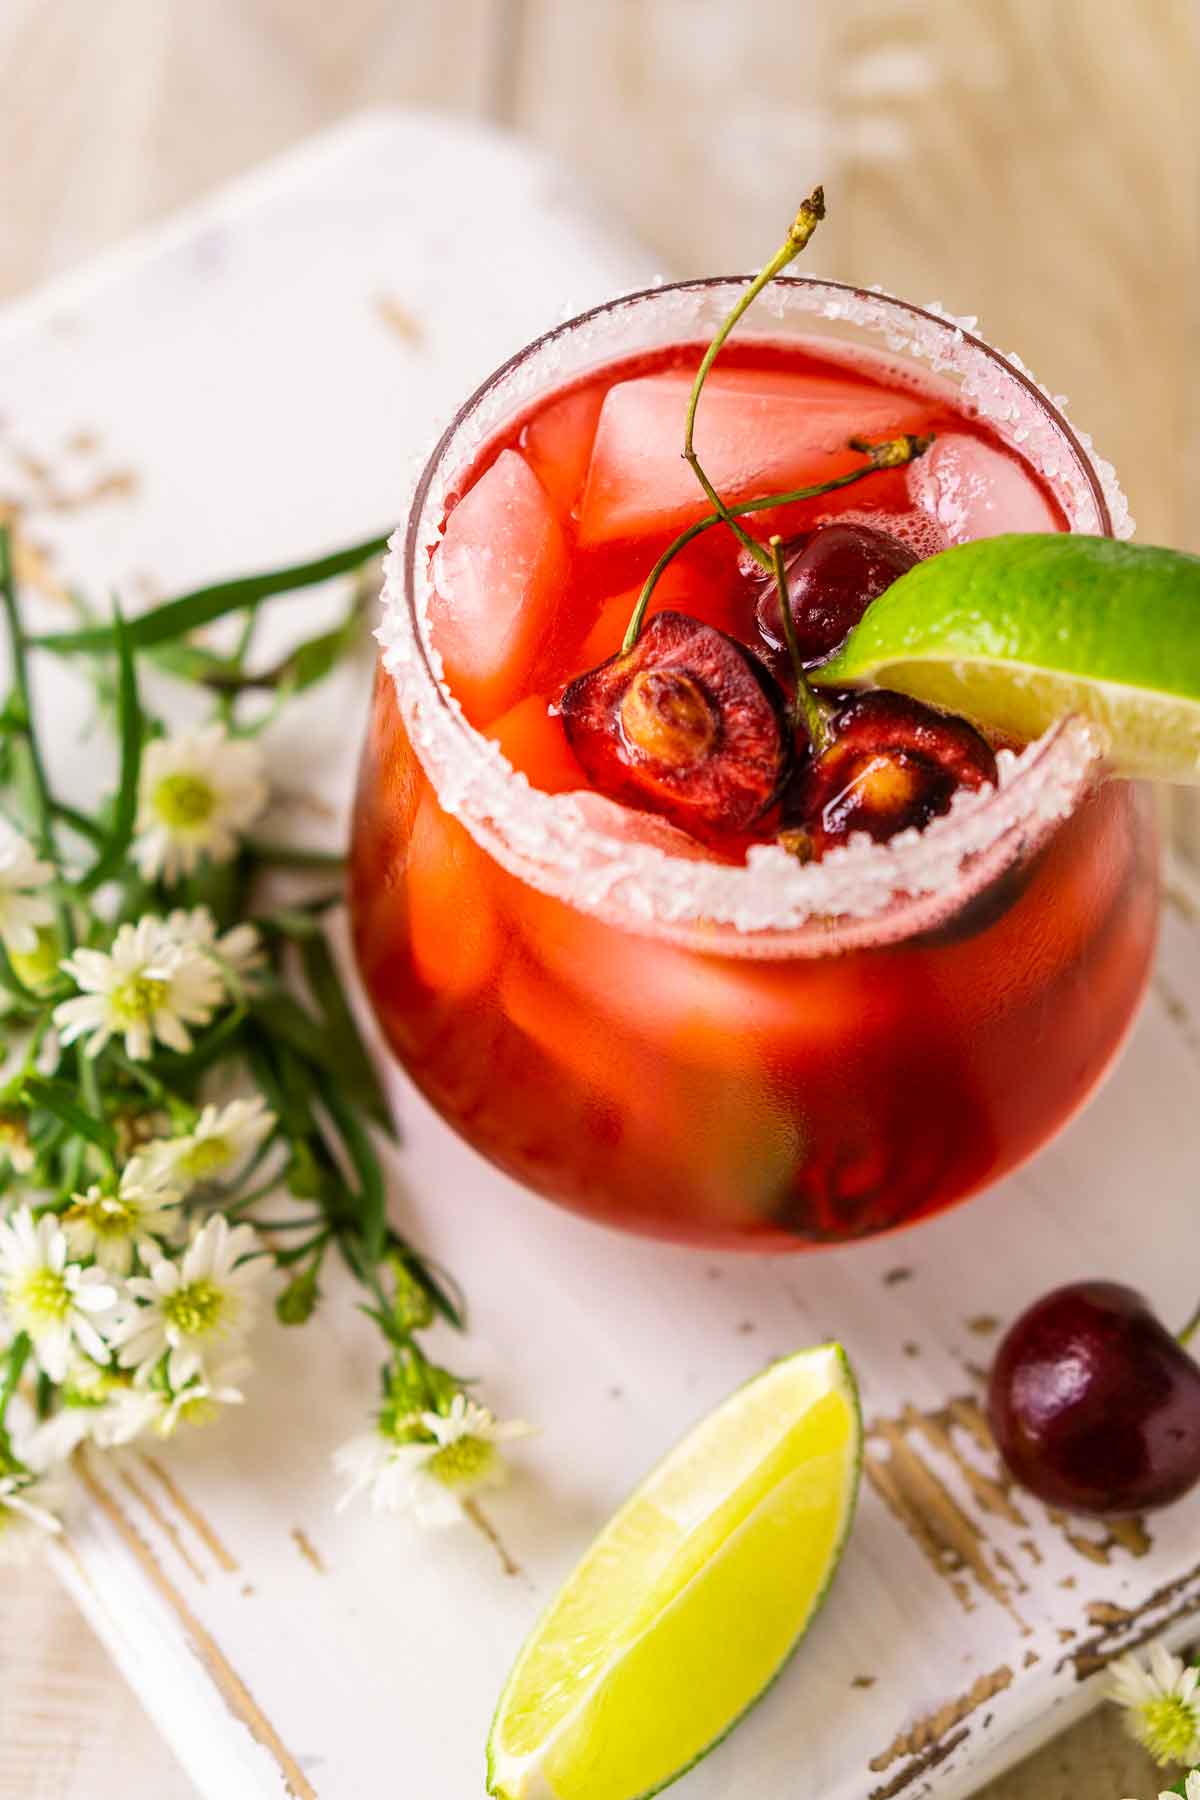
[181,1135,232,1179]
[153,772,216,830]
[0,1114,30,1162]
[169,1393,220,1431]
[1140,1693,1200,1763]
[426,1434,497,1491]
[9,1267,71,1328]
[110,973,169,1026]
[66,1192,136,1241]
[163,1278,228,1339]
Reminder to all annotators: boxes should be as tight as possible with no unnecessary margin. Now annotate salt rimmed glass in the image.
[352,278,1161,1249]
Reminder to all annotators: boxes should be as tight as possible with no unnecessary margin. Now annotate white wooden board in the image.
[2,112,1198,1800]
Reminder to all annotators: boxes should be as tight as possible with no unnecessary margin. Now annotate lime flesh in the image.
[487,1345,861,1800]
[814,533,1200,781]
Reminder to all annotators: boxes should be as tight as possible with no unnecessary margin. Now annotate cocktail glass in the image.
[350,278,1160,1250]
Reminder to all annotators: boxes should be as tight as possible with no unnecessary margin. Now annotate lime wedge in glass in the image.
[814,534,1200,781]
[487,1344,861,1800]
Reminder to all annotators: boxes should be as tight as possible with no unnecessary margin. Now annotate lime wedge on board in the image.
[486,1344,861,1800]
[814,533,1200,781]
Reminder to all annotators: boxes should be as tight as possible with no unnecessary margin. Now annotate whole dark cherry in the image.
[783,689,998,859]
[987,1282,1200,1517]
[756,522,919,664]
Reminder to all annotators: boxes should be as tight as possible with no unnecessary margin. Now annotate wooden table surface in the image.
[0,2,1195,1795]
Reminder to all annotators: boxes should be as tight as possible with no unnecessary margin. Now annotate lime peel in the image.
[487,1344,862,1800]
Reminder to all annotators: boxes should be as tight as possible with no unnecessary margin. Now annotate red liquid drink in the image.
[350,280,1159,1249]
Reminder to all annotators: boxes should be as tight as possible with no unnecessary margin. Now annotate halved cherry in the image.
[785,690,997,858]
[755,522,918,664]
[559,610,791,836]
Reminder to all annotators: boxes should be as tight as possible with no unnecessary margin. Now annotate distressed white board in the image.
[2,113,1198,1800]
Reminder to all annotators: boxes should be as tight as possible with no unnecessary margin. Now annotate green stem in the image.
[681,189,826,571]
[0,1333,32,1427]
[0,528,74,952]
[620,433,930,655]
[107,1049,199,1128]
[244,840,346,871]
[77,1052,116,1177]
[769,535,831,752]
[1179,1301,1200,1348]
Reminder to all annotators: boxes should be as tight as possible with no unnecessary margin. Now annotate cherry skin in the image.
[755,522,918,664]
[987,1282,1200,1517]
[560,610,792,838]
[782,689,997,859]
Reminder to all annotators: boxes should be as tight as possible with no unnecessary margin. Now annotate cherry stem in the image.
[620,433,932,656]
[1179,1300,1200,1349]
[681,189,826,572]
[770,534,831,752]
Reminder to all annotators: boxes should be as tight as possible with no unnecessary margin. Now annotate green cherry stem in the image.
[682,189,827,570]
[769,535,831,752]
[1178,1301,1200,1349]
[620,433,931,655]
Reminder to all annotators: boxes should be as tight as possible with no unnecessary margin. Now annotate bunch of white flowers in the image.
[0,523,528,1566]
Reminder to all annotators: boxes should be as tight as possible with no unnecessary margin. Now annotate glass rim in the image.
[379,274,1130,951]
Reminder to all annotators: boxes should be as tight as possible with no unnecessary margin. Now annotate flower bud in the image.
[388,1255,434,1334]
[275,1264,320,1326]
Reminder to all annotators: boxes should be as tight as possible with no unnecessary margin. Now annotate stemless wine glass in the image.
[349,279,1160,1251]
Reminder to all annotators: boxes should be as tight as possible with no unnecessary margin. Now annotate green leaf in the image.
[29,533,389,654]
[78,604,143,892]
[321,1085,387,1265]
[22,1076,115,1150]
[298,933,393,1135]
[156,1004,247,1076]
[250,991,333,1069]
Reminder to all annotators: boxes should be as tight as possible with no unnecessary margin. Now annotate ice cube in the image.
[485,696,583,793]
[568,791,711,860]
[576,558,703,671]
[431,449,568,724]
[579,370,930,546]
[521,381,605,518]
[908,433,1059,542]
[406,793,501,997]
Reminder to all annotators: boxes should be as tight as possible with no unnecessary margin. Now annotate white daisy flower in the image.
[334,1395,535,1526]
[0,822,54,956]
[163,907,265,987]
[19,1361,131,1467]
[55,915,225,1060]
[63,1160,182,1274]
[0,1468,64,1564]
[1108,1642,1200,1767]
[110,1359,249,1441]
[0,1209,120,1380]
[133,724,268,883]
[141,1096,275,1193]
[112,1215,263,1387]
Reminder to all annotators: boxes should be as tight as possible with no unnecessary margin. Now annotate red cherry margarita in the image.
[350,274,1159,1248]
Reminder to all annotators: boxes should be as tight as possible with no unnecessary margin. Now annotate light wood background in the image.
[0,2,1195,1796]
